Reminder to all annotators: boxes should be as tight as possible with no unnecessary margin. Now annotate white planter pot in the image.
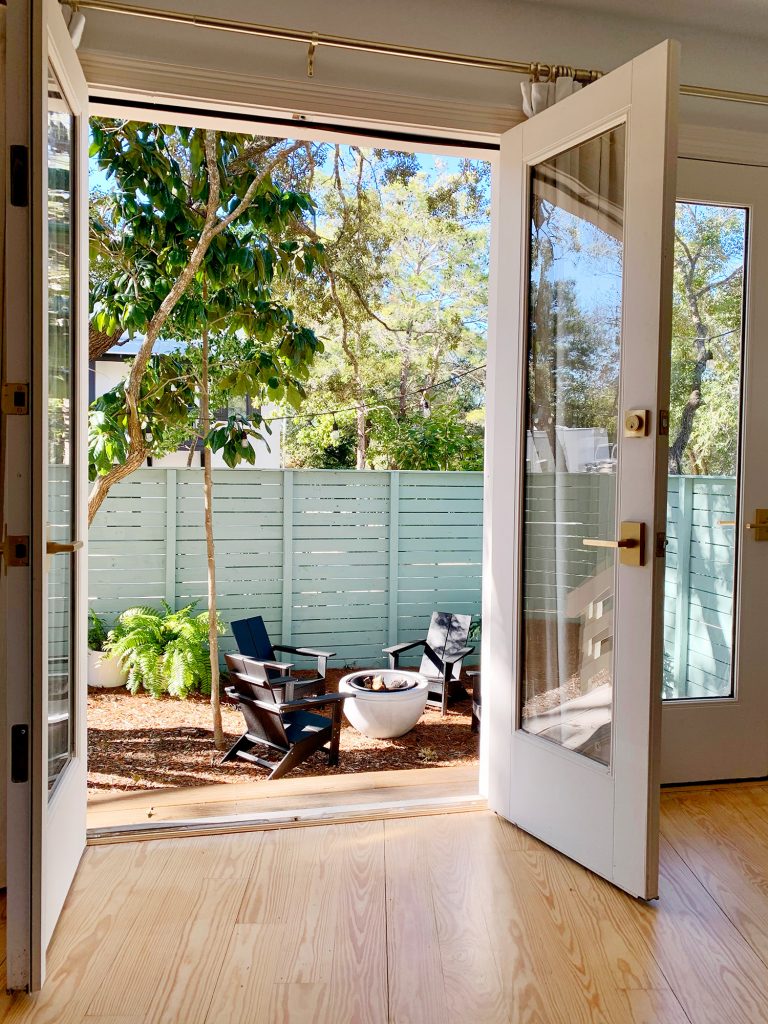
[88,649,128,689]
[339,670,429,739]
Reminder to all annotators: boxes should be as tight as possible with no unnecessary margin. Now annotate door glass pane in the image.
[47,66,76,792]
[520,124,626,767]
[663,203,747,700]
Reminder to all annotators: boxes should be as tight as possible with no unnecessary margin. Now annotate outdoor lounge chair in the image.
[383,611,474,716]
[224,653,322,703]
[231,615,334,695]
[222,666,350,779]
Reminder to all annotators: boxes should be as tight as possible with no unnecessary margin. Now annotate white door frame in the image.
[661,158,768,783]
[4,0,89,990]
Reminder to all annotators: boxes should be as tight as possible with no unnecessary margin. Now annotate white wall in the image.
[92,358,284,469]
[77,0,768,135]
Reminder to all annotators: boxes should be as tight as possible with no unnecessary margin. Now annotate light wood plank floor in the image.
[87,764,481,833]
[6,783,768,1022]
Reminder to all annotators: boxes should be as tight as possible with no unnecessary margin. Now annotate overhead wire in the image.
[260,360,487,427]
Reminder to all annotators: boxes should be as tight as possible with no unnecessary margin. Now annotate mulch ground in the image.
[87,668,479,794]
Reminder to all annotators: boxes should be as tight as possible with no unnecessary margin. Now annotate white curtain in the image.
[521,75,582,118]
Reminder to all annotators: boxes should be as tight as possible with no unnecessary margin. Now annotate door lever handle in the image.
[582,521,645,566]
[583,538,637,549]
[718,509,768,540]
[46,540,83,555]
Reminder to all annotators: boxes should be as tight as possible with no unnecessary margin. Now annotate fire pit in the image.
[339,670,429,739]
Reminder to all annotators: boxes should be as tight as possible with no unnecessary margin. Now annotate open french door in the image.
[4,0,88,990]
[482,41,678,898]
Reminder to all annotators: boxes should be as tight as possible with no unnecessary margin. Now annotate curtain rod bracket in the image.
[307,33,318,79]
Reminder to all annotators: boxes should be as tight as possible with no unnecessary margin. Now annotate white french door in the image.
[4,0,88,990]
[482,41,678,898]
[661,159,768,783]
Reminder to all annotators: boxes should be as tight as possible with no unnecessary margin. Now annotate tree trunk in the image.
[200,295,224,749]
[668,279,714,474]
[89,324,124,362]
[398,347,411,418]
[531,223,556,455]
[356,403,367,469]
[667,349,709,474]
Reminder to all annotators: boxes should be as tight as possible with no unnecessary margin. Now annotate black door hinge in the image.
[10,145,29,207]
[11,724,29,783]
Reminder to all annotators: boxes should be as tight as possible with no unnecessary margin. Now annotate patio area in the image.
[88,668,478,790]
[87,665,480,830]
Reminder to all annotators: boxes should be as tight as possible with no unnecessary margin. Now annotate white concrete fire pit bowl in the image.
[339,670,429,739]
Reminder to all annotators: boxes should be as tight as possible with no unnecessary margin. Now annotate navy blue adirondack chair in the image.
[230,615,334,697]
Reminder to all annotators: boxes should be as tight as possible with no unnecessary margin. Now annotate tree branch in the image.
[212,140,304,237]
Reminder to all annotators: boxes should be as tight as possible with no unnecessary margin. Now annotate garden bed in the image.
[87,668,479,794]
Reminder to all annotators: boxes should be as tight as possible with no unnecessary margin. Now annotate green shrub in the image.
[88,609,109,652]
[105,601,222,698]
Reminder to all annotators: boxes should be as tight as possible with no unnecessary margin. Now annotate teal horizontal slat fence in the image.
[89,468,484,669]
[664,475,736,699]
[88,468,737,685]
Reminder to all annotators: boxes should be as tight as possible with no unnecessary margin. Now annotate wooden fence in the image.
[665,475,736,698]
[89,469,484,667]
[88,468,736,685]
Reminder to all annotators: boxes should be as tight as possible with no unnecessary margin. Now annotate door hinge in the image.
[1,528,30,573]
[10,724,29,783]
[10,145,29,207]
[1,383,29,415]
[655,531,667,558]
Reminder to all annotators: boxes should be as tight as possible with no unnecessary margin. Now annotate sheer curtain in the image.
[521,74,582,118]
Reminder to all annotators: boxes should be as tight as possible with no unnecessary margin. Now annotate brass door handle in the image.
[46,540,83,555]
[583,538,637,549]
[718,509,768,539]
[582,521,645,566]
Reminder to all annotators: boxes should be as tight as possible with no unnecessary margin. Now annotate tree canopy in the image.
[87,120,323,520]
[669,203,745,475]
[278,146,489,470]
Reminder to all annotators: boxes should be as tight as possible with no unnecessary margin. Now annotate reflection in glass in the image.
[520,125,626,767]
[663,204,747,700]
[47,66,75,792]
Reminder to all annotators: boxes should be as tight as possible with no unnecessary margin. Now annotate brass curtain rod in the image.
[65,0,768,108]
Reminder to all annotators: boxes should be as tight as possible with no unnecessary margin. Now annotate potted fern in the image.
[105,602,222,698]
[88,609,128,689]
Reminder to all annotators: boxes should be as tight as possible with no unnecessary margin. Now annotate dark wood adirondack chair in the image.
[223,654,321,703]
[221,663,351,780]
[383,611,474,716]
[231,615,334,696]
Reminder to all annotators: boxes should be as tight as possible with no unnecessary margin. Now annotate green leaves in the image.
[89,120,325,368]
[105,601,223,698]
[88,408,129,481]
[205,412,272,470]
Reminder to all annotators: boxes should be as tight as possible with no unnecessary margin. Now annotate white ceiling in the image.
[530,0,768,39]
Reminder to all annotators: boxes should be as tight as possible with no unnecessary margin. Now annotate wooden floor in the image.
[87,764,482,834]
[6,783,768,1022]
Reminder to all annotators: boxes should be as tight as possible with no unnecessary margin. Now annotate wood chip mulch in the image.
[87,668,479,794]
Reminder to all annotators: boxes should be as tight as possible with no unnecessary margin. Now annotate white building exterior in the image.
[91,351,284,470]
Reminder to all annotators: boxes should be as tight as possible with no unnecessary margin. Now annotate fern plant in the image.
[88,609,109,652]
[105,602,222,698]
